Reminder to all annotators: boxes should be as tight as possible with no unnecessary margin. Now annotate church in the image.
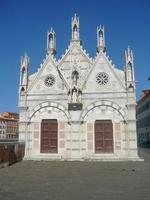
[19,14,139,161]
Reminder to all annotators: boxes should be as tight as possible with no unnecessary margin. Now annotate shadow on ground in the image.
[0,147,150,200]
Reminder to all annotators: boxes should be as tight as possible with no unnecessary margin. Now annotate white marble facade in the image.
[19,14,139,161]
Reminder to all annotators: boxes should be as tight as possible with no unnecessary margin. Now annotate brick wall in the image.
[0,141,25,168]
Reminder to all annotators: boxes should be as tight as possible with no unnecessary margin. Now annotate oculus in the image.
[44,75,55,87]
[96,72,109,85]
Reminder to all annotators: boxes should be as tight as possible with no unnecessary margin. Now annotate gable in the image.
[58,42,93,89]
[83,52,125,92]
[28,55,67,94]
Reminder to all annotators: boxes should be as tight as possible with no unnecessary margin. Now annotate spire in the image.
[125,46,134,67]
[72,13,80,41]
[21,53,30,69]
[124,47,135,89]
[20,53,30,94]
[97,25,106,53]
[47,28,56,56]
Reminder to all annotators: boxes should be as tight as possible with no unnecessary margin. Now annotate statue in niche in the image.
[68,87,77,103]
[68,86,82,104]
[72,87,78,103]
[71,70,79,103]
[68,70,82,103]
[68,69,83,110]
[68,70,82,111]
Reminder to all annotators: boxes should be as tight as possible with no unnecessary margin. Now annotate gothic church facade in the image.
[19,15,139,160]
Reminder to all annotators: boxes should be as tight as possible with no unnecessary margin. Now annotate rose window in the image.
[44,75,55,87]
[96,72,109,85]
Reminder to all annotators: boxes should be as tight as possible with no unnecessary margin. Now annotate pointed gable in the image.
[83,51,125,92]
[28,55,67,94]
[58,41,93,89]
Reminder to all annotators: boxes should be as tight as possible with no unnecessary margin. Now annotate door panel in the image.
[95,120,113,153]
[41,119,58,153]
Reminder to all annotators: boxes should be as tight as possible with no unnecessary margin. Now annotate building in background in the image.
[0,117,7,139]
[19,14,139,161]
[0,112,19,139]
[137,90,150,145]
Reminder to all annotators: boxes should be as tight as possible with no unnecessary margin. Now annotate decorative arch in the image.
[28,101,71,121]
[80,100,127,123]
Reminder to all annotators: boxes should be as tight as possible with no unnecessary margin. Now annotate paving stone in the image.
[0,147,150,200]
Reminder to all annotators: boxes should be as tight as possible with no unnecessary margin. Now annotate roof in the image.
[0,117,18,122]
[0,112,19,120]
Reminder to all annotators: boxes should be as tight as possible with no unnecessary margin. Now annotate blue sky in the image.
[0,0,150,112]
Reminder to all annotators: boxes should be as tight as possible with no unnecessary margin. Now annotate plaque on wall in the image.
[68,103,83,111]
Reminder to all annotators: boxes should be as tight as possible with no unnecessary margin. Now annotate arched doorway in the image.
[95,120,113,153]
[40,119,58,153]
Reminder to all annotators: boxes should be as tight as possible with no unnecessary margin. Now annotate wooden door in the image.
[95,120,113,153]
[41,119,58,153]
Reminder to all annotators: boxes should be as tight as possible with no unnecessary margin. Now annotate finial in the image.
[97,25,106,53]
[71,14,80,41]
[21,53,30,68]
[125,46,133,64]
[47,27,56,55]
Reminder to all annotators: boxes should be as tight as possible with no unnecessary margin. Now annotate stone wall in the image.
[0,140,25,168]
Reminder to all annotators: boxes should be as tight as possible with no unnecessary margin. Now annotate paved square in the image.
[0,148,150,200]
